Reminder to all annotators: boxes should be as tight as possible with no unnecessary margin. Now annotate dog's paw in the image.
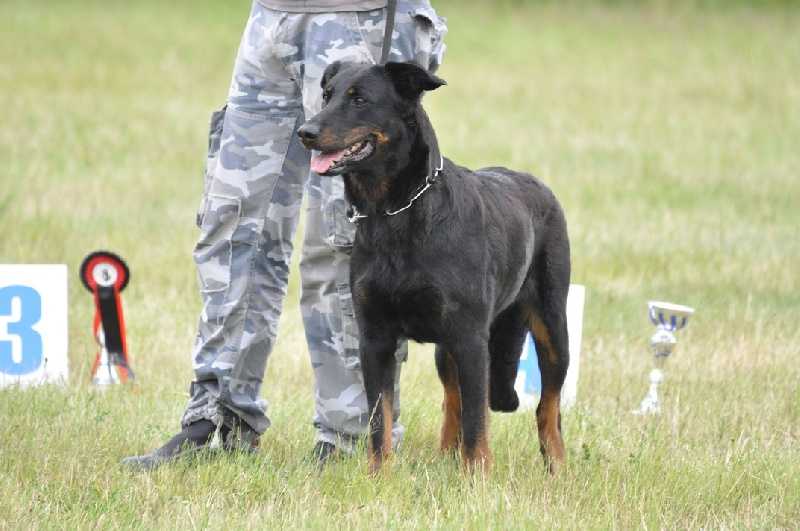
[489,387,519,412]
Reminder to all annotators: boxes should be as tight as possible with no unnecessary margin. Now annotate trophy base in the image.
[632,368,663,415]
[632,398,661,415]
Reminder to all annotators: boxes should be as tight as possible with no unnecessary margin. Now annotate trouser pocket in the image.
[197,105,227,228]
[336,282,361,369]
[194,194,242,322]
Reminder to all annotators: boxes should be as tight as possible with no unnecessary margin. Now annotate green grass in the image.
[2,0,799,528]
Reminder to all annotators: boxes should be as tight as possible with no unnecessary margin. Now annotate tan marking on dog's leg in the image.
[461,413,492,473]
[439,352,462,452]
[368,393,394,475]
[536,389,565,475]
[367,428,379,474]
[526,310,566,474]
[382,396,394,459]
[440,380,462,452]
[531,314,558,365]
[461,382,492,473]
[367,446,380,474]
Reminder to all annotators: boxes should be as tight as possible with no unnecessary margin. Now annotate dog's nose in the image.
[297,123,321,142]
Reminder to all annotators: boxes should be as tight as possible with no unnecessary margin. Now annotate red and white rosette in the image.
[79,251,133,385]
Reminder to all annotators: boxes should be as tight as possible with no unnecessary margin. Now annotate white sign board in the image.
[0,265,69,387]
[514,284,585,410]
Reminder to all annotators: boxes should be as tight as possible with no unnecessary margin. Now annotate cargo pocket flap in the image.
[336,283,361,369]
[195,194,241,293]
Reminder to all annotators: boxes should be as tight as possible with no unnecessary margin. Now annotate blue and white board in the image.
[514,284,585,410]
[0,265,69,387]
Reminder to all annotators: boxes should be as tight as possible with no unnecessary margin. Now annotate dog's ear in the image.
[384,61,446,100]
[320,61,343,89]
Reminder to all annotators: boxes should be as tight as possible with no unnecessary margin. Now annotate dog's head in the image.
[298,61,445,180]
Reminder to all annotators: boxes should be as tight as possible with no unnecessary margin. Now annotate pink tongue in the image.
[310,149,347,174]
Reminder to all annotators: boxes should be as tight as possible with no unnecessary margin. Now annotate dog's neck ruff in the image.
[346,155,444,224]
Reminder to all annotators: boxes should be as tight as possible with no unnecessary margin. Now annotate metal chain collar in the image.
[346,155,444,224]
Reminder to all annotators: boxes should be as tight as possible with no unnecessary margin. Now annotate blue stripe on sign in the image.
[517,333,542,395]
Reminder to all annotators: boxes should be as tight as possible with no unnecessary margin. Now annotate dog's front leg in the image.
[450,335,492,472]
[360,334,398,475]
[435,345,462,453]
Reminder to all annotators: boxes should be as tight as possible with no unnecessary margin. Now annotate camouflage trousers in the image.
[181,0,446,451]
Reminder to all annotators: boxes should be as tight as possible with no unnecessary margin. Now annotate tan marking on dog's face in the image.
[343,126,369,142]
[373,130,390,145]
[315,125,372,152]
[316,128,338,148]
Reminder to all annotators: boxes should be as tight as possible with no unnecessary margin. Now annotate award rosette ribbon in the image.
[79,251,134,386]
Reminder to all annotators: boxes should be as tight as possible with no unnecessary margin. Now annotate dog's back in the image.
[432,163,570,317]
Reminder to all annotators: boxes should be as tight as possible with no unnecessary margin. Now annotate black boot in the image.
[311,441,339,468]
[219,418,260,453]
[121,419,216,470]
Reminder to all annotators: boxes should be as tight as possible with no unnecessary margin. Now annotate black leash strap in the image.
[380,0,398,64]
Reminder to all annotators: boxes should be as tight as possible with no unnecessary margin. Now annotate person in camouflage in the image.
[122,0,446,469]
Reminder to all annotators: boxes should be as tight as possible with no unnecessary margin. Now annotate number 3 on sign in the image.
[0,285,44,375]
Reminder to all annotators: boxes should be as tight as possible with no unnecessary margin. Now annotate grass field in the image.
[2,0,799,528]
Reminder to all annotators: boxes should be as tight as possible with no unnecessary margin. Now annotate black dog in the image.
[298,61,570,474]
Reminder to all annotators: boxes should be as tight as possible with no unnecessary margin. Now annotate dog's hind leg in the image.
[360,334,399,475]
[528,308,568,475]
[527,240,570,474]
[488,304,527,412]
[435,345,461,452]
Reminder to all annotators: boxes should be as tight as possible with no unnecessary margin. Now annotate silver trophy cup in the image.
[633,300,695,415]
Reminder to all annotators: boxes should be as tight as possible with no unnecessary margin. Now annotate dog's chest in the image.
[391,284,446,343]
[356,261,448,343]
